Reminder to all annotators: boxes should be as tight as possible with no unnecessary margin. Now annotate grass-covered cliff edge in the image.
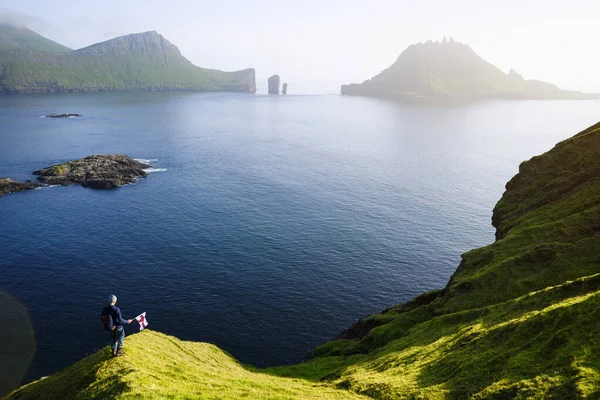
[0,24,255,94]
[6,122,600,399]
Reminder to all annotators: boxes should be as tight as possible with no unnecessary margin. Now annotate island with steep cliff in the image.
[6,121,600,399]
[0,23,256,94]
[342,38,595,101]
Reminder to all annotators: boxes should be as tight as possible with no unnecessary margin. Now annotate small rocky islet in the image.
[0,155,151,196]
[44,113,81,118]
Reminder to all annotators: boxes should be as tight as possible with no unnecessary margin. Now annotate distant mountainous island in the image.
[0,24,255,94]
[342,38,594,101]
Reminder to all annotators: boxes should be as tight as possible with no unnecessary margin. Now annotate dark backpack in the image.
[102,311,115,331]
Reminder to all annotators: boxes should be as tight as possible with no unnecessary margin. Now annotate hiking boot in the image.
[116,349,125,356]
[112,348,118,356]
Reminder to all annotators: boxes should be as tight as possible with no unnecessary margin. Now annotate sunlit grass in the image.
[7,330,368,400]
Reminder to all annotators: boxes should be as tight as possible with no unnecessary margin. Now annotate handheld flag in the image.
[135,312,148,330]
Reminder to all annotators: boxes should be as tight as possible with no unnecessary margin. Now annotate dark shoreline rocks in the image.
[33,154,151,189]
[0,178,41,197]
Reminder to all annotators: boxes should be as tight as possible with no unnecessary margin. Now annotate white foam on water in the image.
[35,185,59,190]
[144,168,167,173]
[38,116,47,118]
[135,159,158,164]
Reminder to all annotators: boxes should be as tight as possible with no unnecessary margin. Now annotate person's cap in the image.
[109,294,117,304]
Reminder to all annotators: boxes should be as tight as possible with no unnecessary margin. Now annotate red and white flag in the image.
[135,312,148,330]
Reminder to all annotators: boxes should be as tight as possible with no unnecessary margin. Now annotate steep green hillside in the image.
[0,24,71,52]
[272,121,600,398]
[5,122,600,399]
[341,38,593,100]
[0,30,255,93]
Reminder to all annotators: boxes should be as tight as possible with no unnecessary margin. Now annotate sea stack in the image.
[268,75,280,94]
[282,83,288,95]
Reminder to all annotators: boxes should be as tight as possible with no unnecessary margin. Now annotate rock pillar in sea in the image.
[268,75,280,94]
[282,83,288,95]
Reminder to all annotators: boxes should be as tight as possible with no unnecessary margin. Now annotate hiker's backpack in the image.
[102,311,114,331]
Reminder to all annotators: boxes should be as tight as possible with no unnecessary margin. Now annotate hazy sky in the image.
[1,0,599,93]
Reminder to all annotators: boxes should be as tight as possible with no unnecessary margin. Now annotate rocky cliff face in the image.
[74,31,181,57]
[230,68,256,93]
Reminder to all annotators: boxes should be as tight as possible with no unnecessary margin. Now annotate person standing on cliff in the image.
[101,295,133,356]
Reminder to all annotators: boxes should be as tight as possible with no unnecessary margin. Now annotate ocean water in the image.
[0,92,598,385]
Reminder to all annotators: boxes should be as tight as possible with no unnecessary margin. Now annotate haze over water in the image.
[1,92,598,382]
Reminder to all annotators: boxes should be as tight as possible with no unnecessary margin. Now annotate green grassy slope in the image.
[0,24,71,52]
[5,122,600,399]
[341,40,593,100]
[6,330,367,400]
[0,30,255,93]
[270,121,600,398]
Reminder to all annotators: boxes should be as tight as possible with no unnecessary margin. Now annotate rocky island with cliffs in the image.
[342,38,596,101]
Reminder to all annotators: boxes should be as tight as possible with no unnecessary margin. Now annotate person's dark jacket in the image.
[102,305,129,328]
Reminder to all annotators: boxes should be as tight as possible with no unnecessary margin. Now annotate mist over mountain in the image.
[0,23,71,52]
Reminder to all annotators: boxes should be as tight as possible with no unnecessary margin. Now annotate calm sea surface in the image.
[0,92,598,384]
